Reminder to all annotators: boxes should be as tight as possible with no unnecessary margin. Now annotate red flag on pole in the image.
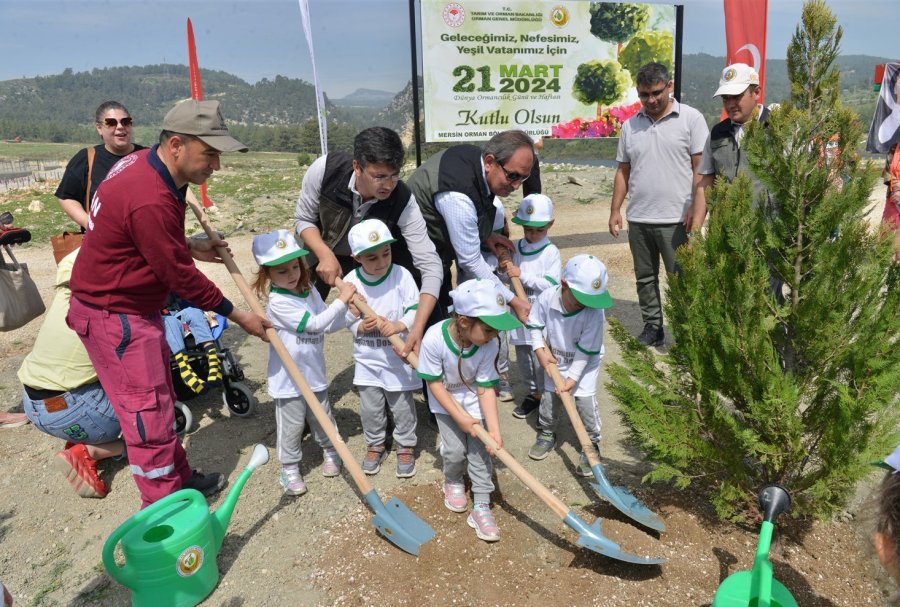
[186,18,214,208]
[723,0,768,103]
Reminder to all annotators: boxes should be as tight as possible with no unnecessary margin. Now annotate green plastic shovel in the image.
[712,485,798,607]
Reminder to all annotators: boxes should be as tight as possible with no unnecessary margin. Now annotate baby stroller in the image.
[170,313,257,434]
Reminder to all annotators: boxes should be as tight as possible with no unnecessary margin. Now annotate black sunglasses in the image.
[101,117,133,127]
[497,160,530,184]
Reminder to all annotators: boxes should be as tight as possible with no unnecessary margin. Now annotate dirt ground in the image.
[0,165,893,606]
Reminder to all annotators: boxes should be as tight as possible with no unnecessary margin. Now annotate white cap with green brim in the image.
[564,254,613,309]
[252,229,309,267]
[348,218,397,256]
[512,193,554,227]
[450,278,523,331]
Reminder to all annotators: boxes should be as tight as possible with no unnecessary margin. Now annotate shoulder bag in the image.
[0,244,45,331]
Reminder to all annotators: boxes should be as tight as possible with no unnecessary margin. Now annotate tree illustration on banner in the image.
[572,60,630,111]
[619,30,674,77]
[588,2,650,57]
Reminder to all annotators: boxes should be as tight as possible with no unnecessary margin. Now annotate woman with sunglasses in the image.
[55,101,145,230]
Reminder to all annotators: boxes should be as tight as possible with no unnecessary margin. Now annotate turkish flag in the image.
[723,0,768,103]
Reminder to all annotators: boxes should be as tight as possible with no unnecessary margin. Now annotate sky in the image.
[0,0,896,99]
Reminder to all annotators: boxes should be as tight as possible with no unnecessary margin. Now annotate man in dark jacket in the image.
[293,127,442,356]
[406,129,538,322]
[690,62,769,228]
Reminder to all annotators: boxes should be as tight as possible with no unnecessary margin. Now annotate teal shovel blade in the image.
[589,463,666,533]
[563,512,667,565]
[365,490,435,556]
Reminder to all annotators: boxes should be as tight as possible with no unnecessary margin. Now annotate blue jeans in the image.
[162,307,214,354]
[22,382,121,444]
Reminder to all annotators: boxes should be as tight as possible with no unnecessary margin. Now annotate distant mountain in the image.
[332,88,396,108]
[377,81,416,143]
[0,64,332,130]
[0,54,888,151]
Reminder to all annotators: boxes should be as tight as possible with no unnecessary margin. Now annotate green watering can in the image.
[712,485,799,607]
[103,444,270,607]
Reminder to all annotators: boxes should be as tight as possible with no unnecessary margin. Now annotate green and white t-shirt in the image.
[417,319,500,419]
[343,264,420,391]
[266,287,348,397]
[508,236,561,345]
[526,285,604,398]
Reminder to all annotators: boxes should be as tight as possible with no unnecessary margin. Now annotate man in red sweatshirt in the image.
[67,99,270,508]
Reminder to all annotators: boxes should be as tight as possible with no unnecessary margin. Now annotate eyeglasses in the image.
[366,172,401,184]
[497,161,530,184]
[637,85,670,101]
[101,117,133,128]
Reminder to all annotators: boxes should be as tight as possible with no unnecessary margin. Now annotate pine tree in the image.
[606,0,900,520]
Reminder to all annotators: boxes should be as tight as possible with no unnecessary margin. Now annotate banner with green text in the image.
[421,1,677,141]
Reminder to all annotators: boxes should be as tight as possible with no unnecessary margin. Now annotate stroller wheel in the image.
[223,382,257,418]
[174,401,193,435]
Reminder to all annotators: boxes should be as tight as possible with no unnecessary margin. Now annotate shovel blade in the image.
[563,512,667,565]
[589,464,666,533]
[365,490,435,556]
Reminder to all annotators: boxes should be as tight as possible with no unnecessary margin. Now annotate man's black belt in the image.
[23,385,67,400]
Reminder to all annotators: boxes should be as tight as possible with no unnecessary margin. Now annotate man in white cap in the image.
[690,63,769,228]
[68,99,270,508]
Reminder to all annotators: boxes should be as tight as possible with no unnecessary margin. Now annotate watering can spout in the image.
[211,444,269,550]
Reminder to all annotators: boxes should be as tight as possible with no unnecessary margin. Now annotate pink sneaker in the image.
[280,465,307,496]
[322,448,341,477]
[442,481,467,512]
[467,504,500,542]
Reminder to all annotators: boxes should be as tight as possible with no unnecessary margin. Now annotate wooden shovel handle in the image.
[544,358,601,468]
[496,249,528,302]
[339,275,570,520]
[185,191,374,494]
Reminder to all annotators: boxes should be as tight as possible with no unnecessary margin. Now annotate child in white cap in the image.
[526,254,612,476]
[503,193,561,419]
[342,219,421,478]
[417,278,522,542]
[250,229,356,496]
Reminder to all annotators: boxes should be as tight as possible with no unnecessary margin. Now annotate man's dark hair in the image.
[159,131,200,146]
[95,101,130,124]
[482,130,534,165]
[635,62,671,88]
[353,127,404,170]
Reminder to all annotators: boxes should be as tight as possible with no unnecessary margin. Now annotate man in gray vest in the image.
[293,127,442,356]
[690,63,768,228]
[609,62,709,347]
[406,130,537,322]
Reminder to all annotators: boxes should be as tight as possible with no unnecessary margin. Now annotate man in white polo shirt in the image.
[608,62,709,347]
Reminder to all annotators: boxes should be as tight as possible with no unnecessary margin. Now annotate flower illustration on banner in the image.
[550,102,641,139]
